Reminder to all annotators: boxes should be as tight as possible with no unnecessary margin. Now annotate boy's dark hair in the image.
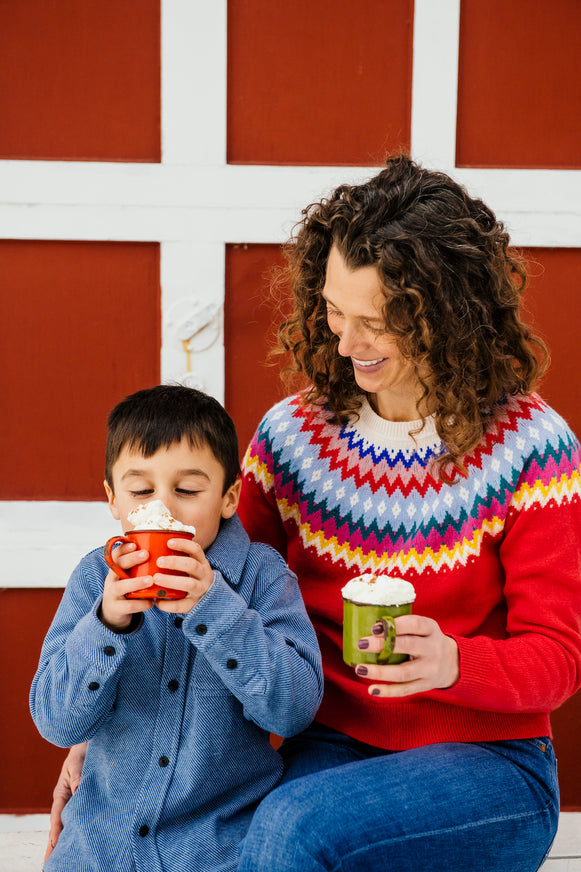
[105,385,240,494]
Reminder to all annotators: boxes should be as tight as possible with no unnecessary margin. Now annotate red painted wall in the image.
[224,243,309,457]
[456,0,581,168]
[227,0,414,165]
[0,590,66,813]
[0,241,162,500]
[0,0,161,162]
[523,248,581,437]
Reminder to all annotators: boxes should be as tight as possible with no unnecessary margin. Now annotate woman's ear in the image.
[104,480,121,520]
[221,477,242,519]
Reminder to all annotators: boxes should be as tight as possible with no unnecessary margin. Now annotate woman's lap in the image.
[239,723,559,872]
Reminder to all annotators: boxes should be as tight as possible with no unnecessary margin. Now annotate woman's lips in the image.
[351,356,387,374]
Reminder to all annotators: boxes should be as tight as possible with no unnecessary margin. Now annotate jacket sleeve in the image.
[29,555,141,747]
[181,550,323,737]
[440,437,581,714]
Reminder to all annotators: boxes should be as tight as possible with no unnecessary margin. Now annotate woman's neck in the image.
[368,390,431,423]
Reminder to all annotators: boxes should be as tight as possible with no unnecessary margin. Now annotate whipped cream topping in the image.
[341,573,415,606]
[127,500,196,535]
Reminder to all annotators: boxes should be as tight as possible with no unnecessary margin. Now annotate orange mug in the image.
[103,530,194,599]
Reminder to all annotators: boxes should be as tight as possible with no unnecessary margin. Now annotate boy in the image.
[30,385,323,872]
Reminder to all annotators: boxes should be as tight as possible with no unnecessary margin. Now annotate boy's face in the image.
[104,437,241,552]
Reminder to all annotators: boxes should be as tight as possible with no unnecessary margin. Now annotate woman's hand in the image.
[355,614,459,698]
[44,742,87,861]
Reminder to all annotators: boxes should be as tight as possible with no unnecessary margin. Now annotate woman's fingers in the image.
[357,634,385,653]
[354,613,460,696]
[360,615,429,655]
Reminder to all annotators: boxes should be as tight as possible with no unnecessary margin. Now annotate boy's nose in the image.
[158,494,180,520]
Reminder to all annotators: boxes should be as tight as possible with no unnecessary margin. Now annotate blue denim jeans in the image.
[238,722,559,872]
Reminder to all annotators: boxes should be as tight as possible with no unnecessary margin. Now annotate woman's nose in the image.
[336,320,362,357]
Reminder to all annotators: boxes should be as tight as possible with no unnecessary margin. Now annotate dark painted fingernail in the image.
[356,665,368,676]
[357,639,369,650]
[372,624,384,635]
[371,688,381,696]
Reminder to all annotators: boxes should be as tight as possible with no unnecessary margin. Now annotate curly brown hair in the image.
[276,153,548,481]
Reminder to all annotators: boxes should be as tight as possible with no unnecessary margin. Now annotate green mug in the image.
[343,598,412,667]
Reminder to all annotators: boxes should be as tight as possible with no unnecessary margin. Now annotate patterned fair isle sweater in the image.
[239,391,581,750]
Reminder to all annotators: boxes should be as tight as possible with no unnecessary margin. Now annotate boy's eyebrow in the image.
[177,468,211,480]
[120,469,148,480]
[120,468,211,481]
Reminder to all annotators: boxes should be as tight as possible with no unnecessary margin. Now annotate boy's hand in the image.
[153,538,214,614]
[99,542,155,632]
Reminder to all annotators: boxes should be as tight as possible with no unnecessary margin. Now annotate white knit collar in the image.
[351,397,440,447]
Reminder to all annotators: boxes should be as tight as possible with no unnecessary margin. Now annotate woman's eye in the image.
[364,322,386,335]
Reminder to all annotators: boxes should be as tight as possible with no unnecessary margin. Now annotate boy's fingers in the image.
[106,569,143,588]
[165,539,204,559]
[122,581,158,607]
[151,572,190,591]
[155,554,203,576]
[123,574,153,591]
[115,548,149,570]
[106,572,158,603]
[153,571,214,609]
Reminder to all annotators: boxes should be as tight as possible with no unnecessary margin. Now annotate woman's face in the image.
[322,245,425,422]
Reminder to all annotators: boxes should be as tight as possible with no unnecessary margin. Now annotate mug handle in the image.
[377,615,397,664]
[103,536,132,579]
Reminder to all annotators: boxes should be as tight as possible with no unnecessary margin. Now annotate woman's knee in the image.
[240,780,328,871]
[255,778,319,838]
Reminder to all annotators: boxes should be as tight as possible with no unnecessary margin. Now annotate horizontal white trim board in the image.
[0,162,580,247]
[0,501,118,588]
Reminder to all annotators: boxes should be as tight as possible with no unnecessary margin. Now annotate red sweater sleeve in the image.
[441,480,581,714]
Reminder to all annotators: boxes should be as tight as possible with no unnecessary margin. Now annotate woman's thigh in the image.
[277,722,389,783]
[239,732,559,872]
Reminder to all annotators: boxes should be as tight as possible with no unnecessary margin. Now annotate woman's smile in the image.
[351,356,388,372]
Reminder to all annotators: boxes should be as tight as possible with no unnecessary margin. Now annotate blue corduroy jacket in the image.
[30,514,323,872]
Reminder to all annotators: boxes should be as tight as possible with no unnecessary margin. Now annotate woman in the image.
[47,156,581,870]
[235,155,581,870]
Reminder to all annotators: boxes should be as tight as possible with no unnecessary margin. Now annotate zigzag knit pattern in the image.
[244,392,581,580]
